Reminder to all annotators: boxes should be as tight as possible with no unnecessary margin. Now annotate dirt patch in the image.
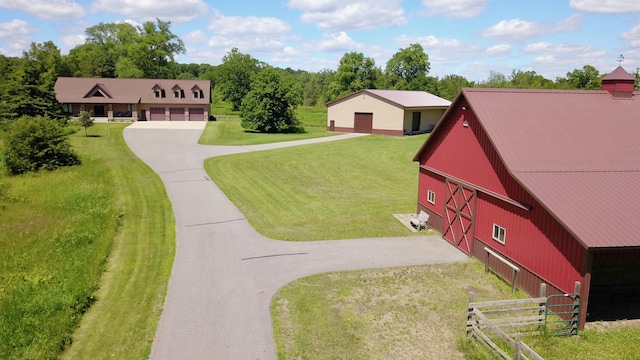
[585,319,640,331]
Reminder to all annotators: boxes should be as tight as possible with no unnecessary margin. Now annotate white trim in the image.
[492,224,506,244]
[427,189,436,204]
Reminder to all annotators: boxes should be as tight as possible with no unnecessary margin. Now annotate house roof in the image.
[326,89,451,109]
[55,77,211,105]
[414,83,640,249]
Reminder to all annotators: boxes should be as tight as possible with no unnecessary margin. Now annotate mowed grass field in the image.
[200,104,336,146]
[204,133,428,240]
[0,124,174,360]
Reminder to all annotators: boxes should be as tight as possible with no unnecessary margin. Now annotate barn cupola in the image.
[601,66,636,98]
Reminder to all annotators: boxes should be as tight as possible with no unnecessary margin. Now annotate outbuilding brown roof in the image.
[55,77,211,105]
[415,85,640,249]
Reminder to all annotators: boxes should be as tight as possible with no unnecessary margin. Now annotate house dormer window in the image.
[153,85,166,98]
[172,85,185,99]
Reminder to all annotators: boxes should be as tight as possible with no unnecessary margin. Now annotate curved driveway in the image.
[123,122,468,360]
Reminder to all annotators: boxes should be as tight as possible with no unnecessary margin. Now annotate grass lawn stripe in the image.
[59,124,175,359]
[204,134,428,241]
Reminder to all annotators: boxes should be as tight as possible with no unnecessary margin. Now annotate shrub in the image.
[77,111,95,136]
[3,116,80,175]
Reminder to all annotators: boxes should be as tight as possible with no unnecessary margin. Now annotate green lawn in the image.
[204,134,429,240]
[199,104,336,146]
[0,124,174,359]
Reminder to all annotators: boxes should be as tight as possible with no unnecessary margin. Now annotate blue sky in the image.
[1,0,640,81]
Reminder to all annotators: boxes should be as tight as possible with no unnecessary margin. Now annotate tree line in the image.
[0,19,636,127]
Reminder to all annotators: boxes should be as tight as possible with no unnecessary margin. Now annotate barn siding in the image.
[417,102,586,295]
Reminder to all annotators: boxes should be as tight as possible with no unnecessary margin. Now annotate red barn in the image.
[413,66,640,328]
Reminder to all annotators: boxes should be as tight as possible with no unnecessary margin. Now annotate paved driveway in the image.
[123,122,468,360]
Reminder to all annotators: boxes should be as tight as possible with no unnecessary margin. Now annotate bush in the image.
[3,116,80,175]
[240,67,304,133]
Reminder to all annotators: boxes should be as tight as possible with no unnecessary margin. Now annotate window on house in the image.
[180,89,185,98]
[199,90,204,99]
[193,91,199,98]
[427,190,436,204]
[492,224,506,244]
[174,90,180,98]
[155,90,161,98]
[161,89,166,98]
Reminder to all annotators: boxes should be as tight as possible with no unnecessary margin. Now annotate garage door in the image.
[150,107,165,121]
[354,112,373,133]
[189,108,205,121]
[170,108,185,121]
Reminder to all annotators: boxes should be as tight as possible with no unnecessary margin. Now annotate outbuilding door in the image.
[443,179,476,254]
[354,112,373,133]
[149,107,165,121]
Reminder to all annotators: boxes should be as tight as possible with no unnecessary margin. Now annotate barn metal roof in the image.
[55,77,211,105]
[326,89,450,109]
[415,83,640,249]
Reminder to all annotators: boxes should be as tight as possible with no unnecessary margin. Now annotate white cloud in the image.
[203,10,295,61]
[90,0,207,23]
[0,0,85,20]
[481,14,582,42]
[288,0,406,30]
[183,30,208,45]
[421,0,486,19]
[486,44,511,56]
[316,31,357,52]
[523,41,612,78]
[209,10,290,36]
[620,24,640,47]
[396,34,484,63]
[59,33,86,49]
[569,0,640,13]
[0,19,37,56]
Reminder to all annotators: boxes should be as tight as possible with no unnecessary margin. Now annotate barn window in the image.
[492,224,506,244]
[427,190,436,204]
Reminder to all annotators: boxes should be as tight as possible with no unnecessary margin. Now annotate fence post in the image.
[539,283,547,330]
[467,292,474,337]
[572,281,581,335]
[514,333,522,360]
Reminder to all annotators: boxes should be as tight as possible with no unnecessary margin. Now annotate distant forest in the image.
[1,19,637,121]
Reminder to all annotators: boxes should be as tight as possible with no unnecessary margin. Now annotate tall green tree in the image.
[384,43,430,90]
[0,42,69,120]
[562,65,602,90]
[68,22,138,78]
[216,48,263,110]
[480,71,510,88]
[437,74,473,100]
[510,70,554,89]
[67,19,184,79]
[133,19,185,78]
[240,67,302,133]
[327,52,379,100]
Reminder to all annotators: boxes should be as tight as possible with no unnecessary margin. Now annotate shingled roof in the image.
[414,69,640,249]
[55,77,211,105]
